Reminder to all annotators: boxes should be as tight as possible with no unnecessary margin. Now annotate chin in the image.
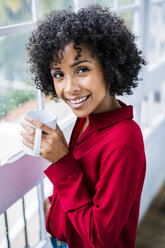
[73,111,89,119]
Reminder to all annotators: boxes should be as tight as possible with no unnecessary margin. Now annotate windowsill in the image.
[0,121,23,166]
[0,99,75,166]
[0,114,76,167]
[0,149,24,166]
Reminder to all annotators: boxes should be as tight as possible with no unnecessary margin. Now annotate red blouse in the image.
[44,100,146,248]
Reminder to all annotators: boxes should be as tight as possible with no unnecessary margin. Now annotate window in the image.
[120,10,133,29]
[0,32,36,162]
[0,0,73,165]
[118,0,134,5]
[96,0,140,34]
[40,0,73,15]
[0,0,37,164]
[96,0,113,8]
[147,2,165,62]
[0,0,32,26]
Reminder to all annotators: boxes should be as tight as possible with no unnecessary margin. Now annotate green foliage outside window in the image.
[118,0,133,6]
[39,0,73,16]
[0,0,31,26]
[120,11,132,29]
[0,89,35,119]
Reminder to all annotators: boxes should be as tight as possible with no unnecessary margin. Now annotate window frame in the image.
[0,0,44,166]
[0,0,39,36]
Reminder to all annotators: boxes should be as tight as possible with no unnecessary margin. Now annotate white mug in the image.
[22,110,57,156]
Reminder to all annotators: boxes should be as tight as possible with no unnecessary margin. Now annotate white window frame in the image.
[0,0,45,166]
[0,0,39,36]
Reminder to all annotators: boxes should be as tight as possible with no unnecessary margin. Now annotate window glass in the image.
[96,2,134,29]
[118,0,134,6]
[96,0,113,8]
[120,11,133,29]
[0,33,36,162]
[39,0,73,16]
[147,5,158,62]
[0,0,32,27]
[0,0,75,164]
[147,4,165,63]
[160,5,165,56]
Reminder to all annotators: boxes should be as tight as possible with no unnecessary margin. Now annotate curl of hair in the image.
[26,4,146,99]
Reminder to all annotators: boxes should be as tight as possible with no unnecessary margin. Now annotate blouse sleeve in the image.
[44,145,145,247]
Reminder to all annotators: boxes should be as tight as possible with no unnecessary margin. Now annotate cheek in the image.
[53,82,62,97]
[91,80,107,97]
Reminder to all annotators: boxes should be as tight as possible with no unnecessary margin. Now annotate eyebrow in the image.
[50,60,91,71]
[70,60,91,68]
[50,67,61,71]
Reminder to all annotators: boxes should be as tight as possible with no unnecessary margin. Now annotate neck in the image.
[85,97,121,124]
[110,97,121,111]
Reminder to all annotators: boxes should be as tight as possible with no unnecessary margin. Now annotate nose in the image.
[64,75,81,95]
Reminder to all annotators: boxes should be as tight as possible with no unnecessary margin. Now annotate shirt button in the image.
[57,240,62,246]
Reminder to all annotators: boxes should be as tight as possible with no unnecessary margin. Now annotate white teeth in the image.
[70,96,88,104]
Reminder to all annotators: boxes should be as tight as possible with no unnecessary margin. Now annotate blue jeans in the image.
[51,237,68,248]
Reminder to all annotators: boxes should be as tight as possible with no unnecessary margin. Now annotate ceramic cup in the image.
[22,110,57,156]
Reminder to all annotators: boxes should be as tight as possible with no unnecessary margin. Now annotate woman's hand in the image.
[20,115,69,163]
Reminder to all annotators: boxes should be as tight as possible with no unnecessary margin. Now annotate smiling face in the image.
[50,42,114,118]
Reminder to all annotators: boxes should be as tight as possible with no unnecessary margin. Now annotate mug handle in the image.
[34,128,42,156]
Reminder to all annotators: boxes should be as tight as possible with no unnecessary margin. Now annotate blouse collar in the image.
[88,100,134,130]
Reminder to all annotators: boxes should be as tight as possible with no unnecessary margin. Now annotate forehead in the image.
[63,42,92,56]
[52,42,94,66]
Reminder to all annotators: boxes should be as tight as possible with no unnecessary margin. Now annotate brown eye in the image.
[77,67,89,74]
[53,72,64,79]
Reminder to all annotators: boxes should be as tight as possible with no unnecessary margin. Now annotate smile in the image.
[70,96,88,104]
[67,95,90,109]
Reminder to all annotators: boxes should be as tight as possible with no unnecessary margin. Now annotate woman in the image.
[21,4,146,248]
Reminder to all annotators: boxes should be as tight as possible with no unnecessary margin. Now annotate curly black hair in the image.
[26,4,146,99]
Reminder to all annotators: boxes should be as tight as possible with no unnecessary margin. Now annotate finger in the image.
[20,130,35,145]
[20,121,35,135]
[25,116,54,134]
[21,138,34,150]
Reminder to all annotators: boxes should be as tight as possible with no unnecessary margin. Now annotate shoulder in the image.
[100,120,146,174]
[102,118,144,151]
[116,119,143,142]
